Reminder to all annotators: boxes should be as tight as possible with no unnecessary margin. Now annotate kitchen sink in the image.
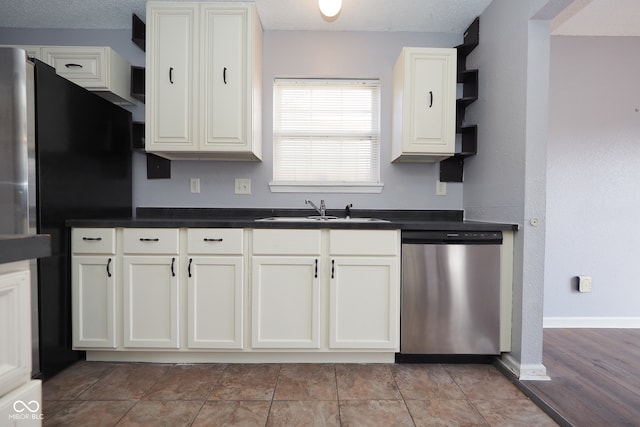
[255,216,389,223]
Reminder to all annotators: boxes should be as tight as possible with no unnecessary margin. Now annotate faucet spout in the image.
[305,199,326,217]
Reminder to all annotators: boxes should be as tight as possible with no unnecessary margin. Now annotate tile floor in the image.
[42,361,557,426]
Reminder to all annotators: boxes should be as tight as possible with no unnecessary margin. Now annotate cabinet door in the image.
[201,6,246,148]
[71,256,116,348]
[251,256,320,349]
[187,256,243,349]
[410,51,455,149]
[146,3,199,150]
[330,257,399,349]
[0,269,30,398]
[123,255,179,348]
[392,47,456,161]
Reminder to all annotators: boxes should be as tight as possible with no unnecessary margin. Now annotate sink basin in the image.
[255,216,389,223]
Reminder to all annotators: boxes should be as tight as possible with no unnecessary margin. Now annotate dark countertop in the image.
[66,208,518,232]
[0,234,51,264]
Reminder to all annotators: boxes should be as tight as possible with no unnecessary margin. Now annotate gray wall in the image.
[0,27,464,211]
[545,36,640,323]
[464,0,563,377]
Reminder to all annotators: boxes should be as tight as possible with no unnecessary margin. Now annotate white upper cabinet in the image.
[392,47,456,162]
[1,44,137,105]
[41,46,138,105]
[146,3,199,150]
[146,2,262,161]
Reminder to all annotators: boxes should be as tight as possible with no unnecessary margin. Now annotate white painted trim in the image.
[498,353,550,381]
[543,317,640,328]
[269,182,384,193]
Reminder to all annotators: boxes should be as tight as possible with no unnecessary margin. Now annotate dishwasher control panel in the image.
[402,230,502,244]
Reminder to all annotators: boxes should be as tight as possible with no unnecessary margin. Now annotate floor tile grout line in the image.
[264,363,282,427]
[388,363,418,427]
[442,363,492,427]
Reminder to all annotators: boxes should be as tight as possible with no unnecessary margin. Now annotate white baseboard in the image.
[498,353,550,381]
[543,317,640,328]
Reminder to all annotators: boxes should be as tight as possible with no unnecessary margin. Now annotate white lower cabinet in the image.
[251,256,320,348]
[0,266,31,398]
[122,229,180,349]
[251,229,321,349]
[71,256,116,348]
[187,228,244,349]
[329,230,400,350]
[329,257,398,349]
[0,261,42,426]
[71,228,117,349]
[0,380,42,426]
[71,226,400,361]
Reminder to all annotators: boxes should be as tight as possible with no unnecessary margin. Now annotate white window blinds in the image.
[272,79,381,191]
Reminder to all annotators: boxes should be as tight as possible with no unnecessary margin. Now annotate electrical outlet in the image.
[436,180,447,196]
[234,178,251,195]
[190,178,200,194]
[577,276,592,293]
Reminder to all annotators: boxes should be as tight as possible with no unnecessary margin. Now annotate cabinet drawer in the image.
[72,228,116,254]
[187,228,244,254]
[123,228,179,254]
[42,47,107,88]
[253,229,321,255]
[329,230,399,256]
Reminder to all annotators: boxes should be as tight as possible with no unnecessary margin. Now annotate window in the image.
[271,78,382,193]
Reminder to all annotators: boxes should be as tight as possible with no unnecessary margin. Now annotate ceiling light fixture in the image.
[319,0,342,18]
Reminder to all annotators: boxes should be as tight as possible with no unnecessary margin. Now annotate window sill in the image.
[269,182,384,194]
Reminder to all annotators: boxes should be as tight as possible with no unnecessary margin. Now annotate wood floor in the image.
[519,328,640,427]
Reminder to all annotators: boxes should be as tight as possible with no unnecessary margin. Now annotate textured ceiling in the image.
[1,0,636,36]
[0,0,492,32]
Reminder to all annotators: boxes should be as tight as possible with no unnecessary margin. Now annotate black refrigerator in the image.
[0,47,132,379]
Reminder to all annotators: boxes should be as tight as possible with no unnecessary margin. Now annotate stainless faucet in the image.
[305,199,326,217]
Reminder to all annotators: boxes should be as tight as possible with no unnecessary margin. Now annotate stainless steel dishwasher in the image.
[400,230,502,356]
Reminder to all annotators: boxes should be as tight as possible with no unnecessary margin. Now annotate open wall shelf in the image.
[440,17,480,183]
[132,14,146,51]
[131,13,170,179]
